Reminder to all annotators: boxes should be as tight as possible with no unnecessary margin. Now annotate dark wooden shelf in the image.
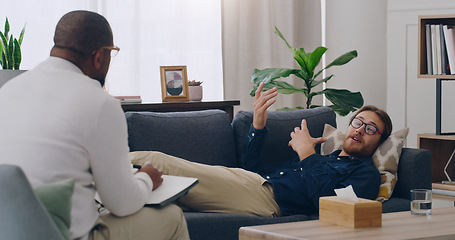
[418,14,455,78]
[418,133,455,183]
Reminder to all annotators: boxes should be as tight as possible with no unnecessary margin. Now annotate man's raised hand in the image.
[288,119,326,160]
[253,82,278,130]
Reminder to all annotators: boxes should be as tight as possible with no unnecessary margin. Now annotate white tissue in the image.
[334,185,359,202]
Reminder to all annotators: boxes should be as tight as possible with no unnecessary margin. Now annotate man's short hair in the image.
[53,10,112,56]
[351,105,392,144]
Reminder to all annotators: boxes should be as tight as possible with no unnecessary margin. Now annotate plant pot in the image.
[0,70,26,88]
[189,85,203,101]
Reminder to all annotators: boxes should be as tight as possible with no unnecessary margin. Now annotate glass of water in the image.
[410,189,432,215]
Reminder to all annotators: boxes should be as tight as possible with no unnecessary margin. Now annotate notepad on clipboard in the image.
[95,175,198,208]
[146,175,198,207]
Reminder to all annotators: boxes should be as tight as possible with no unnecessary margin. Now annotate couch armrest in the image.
[392,148,432,200]
[0,165,65,240]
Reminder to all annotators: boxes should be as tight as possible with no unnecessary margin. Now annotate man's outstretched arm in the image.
[241,82,277,171]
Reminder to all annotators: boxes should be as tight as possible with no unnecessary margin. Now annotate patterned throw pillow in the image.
[320,124,409,202]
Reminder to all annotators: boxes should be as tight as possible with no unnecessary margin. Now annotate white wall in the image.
[325,0,388,132]
[387,0,455,148]
[1,0,224,102]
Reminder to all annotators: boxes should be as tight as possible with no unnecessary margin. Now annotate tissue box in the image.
[319,196,382,228]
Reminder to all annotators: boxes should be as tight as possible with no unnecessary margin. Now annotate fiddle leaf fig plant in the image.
[0,17,26,70]
[250,27,363,116]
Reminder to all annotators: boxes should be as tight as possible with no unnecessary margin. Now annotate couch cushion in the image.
[34,178,75,240]
[232,107,336,172]
[126,110,237,167]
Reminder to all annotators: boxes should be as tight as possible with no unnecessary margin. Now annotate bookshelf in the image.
[418,15,455,135]
[418,14,455,78]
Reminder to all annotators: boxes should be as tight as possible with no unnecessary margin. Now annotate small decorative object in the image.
[160,66,189,102]
[250,27,363,116]
[188,80,203,101]
[0,17,26,70]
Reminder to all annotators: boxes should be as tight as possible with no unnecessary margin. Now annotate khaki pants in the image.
[129,151,282,217]
[89,204,189,240]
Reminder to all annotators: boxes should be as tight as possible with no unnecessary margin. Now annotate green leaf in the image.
[307,46,327,73]
[13,39,21,69]
[325,50,358,69]
[292,48,310,74]
[0,39,3,67]
[310,74,333,88]
[18,24,25,46]
[2,53,7,69]
[250,80,307,96]
[322,88,364,113]
[272,81,307,95]
[274,26,292,50]
[6,36,14,69]
[313,50,357,79]
[327,105,352,116]
[0,31,7,53]
[274,27,311,78]
[251,68,302,85]
[4,17,10,40]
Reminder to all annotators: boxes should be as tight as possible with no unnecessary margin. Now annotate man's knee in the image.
[129,151,166,165]
[161,204,186,225]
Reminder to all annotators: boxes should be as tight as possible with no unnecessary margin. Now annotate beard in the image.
[342,134,378,158]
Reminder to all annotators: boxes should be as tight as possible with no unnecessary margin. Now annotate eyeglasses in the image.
[350,118,382,135]
[92,46,120,57]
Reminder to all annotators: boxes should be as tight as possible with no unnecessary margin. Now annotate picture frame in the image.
[160,66,189,102]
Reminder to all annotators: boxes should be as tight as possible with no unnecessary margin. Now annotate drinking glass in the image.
[410,189,432,215]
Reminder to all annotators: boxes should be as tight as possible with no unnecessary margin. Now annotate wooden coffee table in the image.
[239,207,455,240]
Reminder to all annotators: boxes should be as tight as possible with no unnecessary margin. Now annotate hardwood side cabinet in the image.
[418,133,455,183]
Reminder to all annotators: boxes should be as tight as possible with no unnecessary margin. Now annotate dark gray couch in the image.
[125,107,432,240]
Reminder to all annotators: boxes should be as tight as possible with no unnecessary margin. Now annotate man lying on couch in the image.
[131,82,392,216]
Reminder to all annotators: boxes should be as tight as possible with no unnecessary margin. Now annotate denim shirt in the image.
[241,125,380,216]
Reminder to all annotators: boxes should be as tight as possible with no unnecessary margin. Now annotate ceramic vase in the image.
[188,85,203,101]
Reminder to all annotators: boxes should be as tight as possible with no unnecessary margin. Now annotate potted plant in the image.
[250,27,363,116]
[0,17,26,87]
[188,80,203,101]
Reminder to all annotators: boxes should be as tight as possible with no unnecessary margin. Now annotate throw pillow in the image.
[34,179,75,240]
[320,124,409,202]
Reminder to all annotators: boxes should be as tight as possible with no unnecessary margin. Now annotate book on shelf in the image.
[426,24,433,75]
[443,25,455,75]
[113,95,142,103]
[95,175,198,208]
[426,24,455,75]
[440,24,450,74]
[435,24,442,75]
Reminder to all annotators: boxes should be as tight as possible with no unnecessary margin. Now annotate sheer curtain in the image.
[3,0,223,102]
[221,0,322,112]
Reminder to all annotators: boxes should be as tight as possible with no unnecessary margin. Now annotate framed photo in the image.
[160,66,189,102]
